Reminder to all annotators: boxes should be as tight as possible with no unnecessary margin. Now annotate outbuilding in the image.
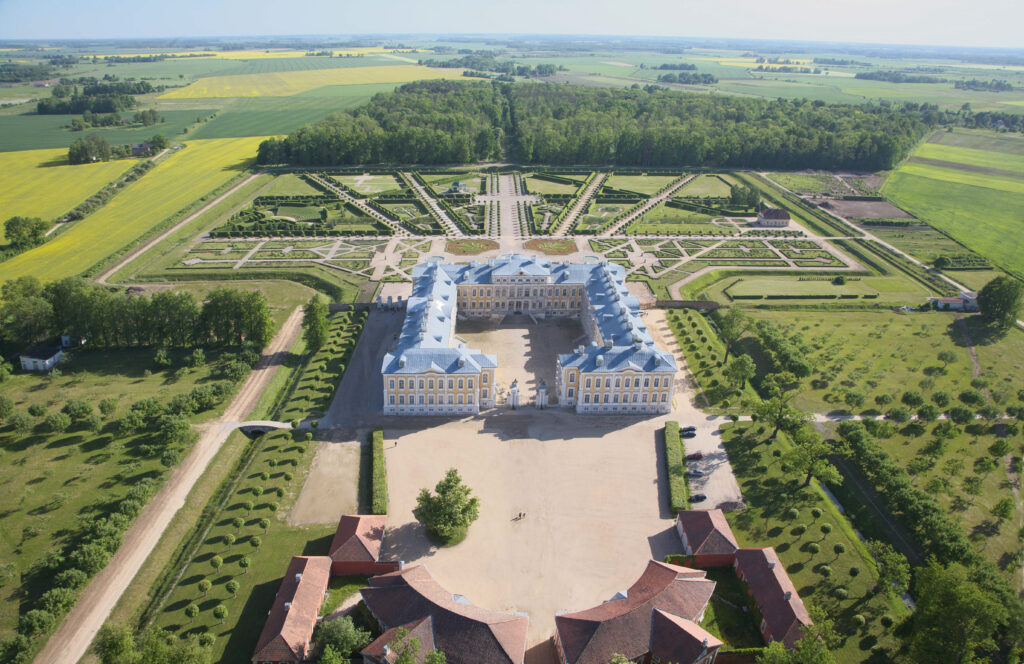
[20,346,62,372]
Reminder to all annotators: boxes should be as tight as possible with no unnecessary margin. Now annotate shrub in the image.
[807,542,821,555]
[849,566,860,577]
[880,614,894,628]
[852,614,866,628]
[833,587,848,599]
[28,403,47,417]
[371,427,388,514]
[819,565,832,577]
[811,507,822,519]
[664,422,690,512]
[786,508,800,520]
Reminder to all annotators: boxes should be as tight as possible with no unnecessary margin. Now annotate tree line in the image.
[855,71,946,84]
[417,54,557,77]
[656,72,717,85]
[0,276,273,352]
[38,77,155,115]
[955,79,1014,92]
[258,80,932,171]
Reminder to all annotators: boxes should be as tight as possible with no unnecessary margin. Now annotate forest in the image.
[257,80,932,170]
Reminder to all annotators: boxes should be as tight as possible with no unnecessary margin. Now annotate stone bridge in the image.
[236,420,291,439]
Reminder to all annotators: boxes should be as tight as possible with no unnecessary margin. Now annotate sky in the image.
[1,0,1023,49]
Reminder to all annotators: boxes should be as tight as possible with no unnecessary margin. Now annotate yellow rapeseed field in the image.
[0,137,264,285]
[0,149,138,229]
[159,65,464,99]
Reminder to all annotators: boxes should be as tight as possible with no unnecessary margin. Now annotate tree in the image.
[724,354,756,390]
[198,579,211,597]
[782,428,842,488]
[44,412,71,435]
[302,295,329,352]
[209,555,223,572]
[718,308,749,363]
[184,603,199,623]
[320,645,348,664]
[3,216,48,249]
[609,656,632,664]
[238,556,251,574]
[756,630,837,664]
[313,616,371,658]
[93,623,136,664]
[68,133,111,164]
[17,609,54,637]
[901,561,1006,664]
[992,497,1014,522]
[223,533,236,550]
[383,627,446,664]
[212,604,228,625]
[150,133,169,149]
[414,468,480,542]
[752,395,809,442]
[250,536,261,552]
[978,276,1023,330]
[937,350,957,368]
[226,579,239,598]
[865,540,909,594]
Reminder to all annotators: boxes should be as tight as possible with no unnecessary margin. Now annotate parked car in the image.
[687,469,705,477]
[681,425,697,432]
[686,452,703,461]
[682,430,697,439]
[691,493,707,503]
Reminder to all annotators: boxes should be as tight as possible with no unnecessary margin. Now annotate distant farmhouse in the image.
[19,345,62,372]
[929,290,979,312]
[381,254,677,416]
[755,208,791,227]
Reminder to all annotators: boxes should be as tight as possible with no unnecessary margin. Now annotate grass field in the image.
[605,174,679,195]
[706,274,928,305]
[914,142,1024,175]
[0,148,138,233]
[765,172,840,195]
[0,110,211,152]
[883,165,1024,281]
[160,66,464,98]
[0,136,264,284]
[896,161,1024,195]
[927,128,1024,156]
[263,174,320,196]
[335,174,403,194]
[678,174,734,197]
[523,175,578,195]
[0,347,249,645]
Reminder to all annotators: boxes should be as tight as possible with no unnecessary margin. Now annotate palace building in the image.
[381,254,677,415]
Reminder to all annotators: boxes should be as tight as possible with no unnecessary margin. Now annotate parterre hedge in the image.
[371,427,388,515]
[664,421,690,512]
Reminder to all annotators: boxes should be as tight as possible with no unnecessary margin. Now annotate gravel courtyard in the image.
[378,409,682,662]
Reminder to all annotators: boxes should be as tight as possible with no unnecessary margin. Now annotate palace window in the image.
[428,378,434,389]
[419,395,424,405]
[568,388,574,398]
[398,379,405,389]
[644,377,650,388]
[448,379,454,389]
[633,393,639,403]
[482,389,488,399]
[418,379,424,389]
[428,396,434,405]
[604,394,610,403]
[468,378,474,389]
[615,377,621,388]
[662,393,668,402]
[482,373,488,384]
[448,395,454,404]
[458,395,464,404]
[584,394,591,404]
[458,379,464,389]
[398,396,405,405]
[568,373,575,383]
[389,395,395,405]
[585,377,591,388]
[389,379,395,390]
[642,394,648,403]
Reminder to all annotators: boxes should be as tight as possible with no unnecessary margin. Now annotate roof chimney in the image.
[284,602,291,612]
[295,573,302,583]
[398,355,406,368]
[768,560,776,570]
[784,591,792,601]
[596,355,604,366]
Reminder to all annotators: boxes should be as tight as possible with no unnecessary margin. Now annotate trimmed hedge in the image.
[371,427,388,515]
[665,421,690,512]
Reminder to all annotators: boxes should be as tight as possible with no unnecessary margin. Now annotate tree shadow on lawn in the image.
[219,577,281,663]
[945,315,1006,348]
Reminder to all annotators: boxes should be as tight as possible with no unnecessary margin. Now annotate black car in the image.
[681,430,697,439]
[686,452,703,461]
[681,425,697,432]
[691,493,707,503]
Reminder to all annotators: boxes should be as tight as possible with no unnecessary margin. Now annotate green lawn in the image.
[605,174,679,195]
[765,172,843,196]
[679,174,735,197]
[697,567,766,650]
[927,127,1024,156]
[523,175,578,195]
[263,174,321,197]
[665,308,757,412]
[0,110,212,152]
[914,142,1024,175]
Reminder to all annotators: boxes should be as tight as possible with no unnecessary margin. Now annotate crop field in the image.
[0,110,211,152]
[678,174,734,197]
[0,136,264,284]
[160,65,465,98]
[913,142,1024,175]
[927,128,1024,155]
[883,134,1024,280]
[605,174,678,194]
[187,91,395,139]
[92,47,415,60]
[0,148,137,230]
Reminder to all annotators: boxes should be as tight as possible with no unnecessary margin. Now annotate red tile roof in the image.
[650,609,723,664]
[735,548,812,647]
[677,509,739,556]
[554,560,716,664]
[360,565,528,664]
[362,616,436,663]
[251,556,331,662]
[329,514,387,563]
[759,208,791,219]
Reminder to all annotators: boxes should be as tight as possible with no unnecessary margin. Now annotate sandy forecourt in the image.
[377,409,683,653]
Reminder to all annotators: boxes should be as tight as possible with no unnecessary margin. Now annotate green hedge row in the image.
[664,421,690,513]
[371,427,388,515]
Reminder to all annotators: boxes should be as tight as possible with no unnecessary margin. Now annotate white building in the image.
[20,346,62,372]
[755,208,791,227]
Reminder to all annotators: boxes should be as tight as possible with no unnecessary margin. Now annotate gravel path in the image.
[33,306,304,664]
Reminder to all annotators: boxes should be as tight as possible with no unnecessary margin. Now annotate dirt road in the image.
[33,306,304,664]
[95,171,264,285]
